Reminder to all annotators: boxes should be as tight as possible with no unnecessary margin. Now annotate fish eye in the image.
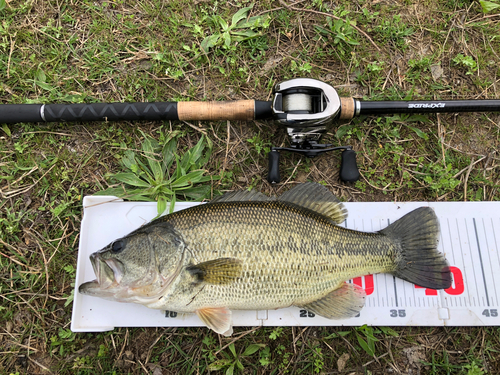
[111,240,123,253]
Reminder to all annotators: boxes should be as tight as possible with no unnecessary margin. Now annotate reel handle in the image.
[267,150,281,184]
[340,149,360,183]
[267,147,360,184]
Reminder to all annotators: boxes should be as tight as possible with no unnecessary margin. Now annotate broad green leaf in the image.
[219,17,229,32]
[180,185,211,200]
[35,69,46,82]
[94,187,129,196]
[207,359,232,371]
[323,331,351,340]
[113,172,151,188]
[64,289,74,307]
[199,136,213,166]
[229,343,237,358]
[0,0,6,11]
[95,187,153,200]
[157,195,167,216]
[242,344,265,356]
[235,359,244,371]
[201,34,220,52]
[480,0,500,13]
[231,5,253,27]
[357,335,375,356]
[180,150,193,171]
[235,14,268,29]
[36,81,53,91]
[162,137,178,174]
[223,31,231,48]
[379,327,399,337]
[226,364,235,375]
[125,194,156,202]
[169,193,176,213]
[336,124,354,139]
[139,131,163,182]
[175,155,185,179]
[156,184,175,196]
[170,170,206,189]
[120,150,137,170]
[135,157,155,184]
[231,30,260,41]
[406,125,429,140]
[2,124,11,136]
[51,201,70,218]
[183,135,207,169]
[188,136,206,166]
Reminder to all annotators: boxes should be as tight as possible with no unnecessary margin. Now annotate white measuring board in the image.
[71,196,500,332]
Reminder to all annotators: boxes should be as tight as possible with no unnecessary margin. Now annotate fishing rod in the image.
[2,78,499,183]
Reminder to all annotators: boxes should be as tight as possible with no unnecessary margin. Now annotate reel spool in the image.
[268,78,360,184]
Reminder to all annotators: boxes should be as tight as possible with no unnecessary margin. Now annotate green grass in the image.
[1,0,500,374]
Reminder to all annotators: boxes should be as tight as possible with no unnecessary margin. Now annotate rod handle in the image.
[178,100,255,121]
[44,102,179,122]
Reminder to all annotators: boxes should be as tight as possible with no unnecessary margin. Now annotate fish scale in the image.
[160,201,397,311]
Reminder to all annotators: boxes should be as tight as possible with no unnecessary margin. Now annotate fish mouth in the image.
[79,253,124,295]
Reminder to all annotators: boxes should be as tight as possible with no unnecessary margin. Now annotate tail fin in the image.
[381,207,452,289]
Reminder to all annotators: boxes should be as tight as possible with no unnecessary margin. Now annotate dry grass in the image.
[0,0,499,373]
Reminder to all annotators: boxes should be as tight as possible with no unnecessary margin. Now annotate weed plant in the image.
[0,0,499,374]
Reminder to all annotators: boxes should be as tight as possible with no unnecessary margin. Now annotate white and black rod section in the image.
[0,100,273,124]
[339,98,500,119]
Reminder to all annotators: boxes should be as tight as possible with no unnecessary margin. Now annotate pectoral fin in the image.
[196,307,233,336]
[300,283,366,319]
[187,258,242,285]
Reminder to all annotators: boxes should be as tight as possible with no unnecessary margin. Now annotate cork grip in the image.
[178,100,255,121]
[339,97,355,120]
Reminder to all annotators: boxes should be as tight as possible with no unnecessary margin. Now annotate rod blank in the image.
[358,100,500,116]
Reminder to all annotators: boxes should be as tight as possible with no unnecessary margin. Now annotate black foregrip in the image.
[254,100,273,120]
[43,102,179,122]
[1,104,43,123]
[267,150,281,183]
[359,100,500,115]
[339,149,360,182]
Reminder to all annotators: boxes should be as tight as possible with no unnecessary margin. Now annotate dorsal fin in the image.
[209,189,273,203]
[278,182,347,224]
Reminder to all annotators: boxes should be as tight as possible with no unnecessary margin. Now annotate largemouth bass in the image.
[79,183,452,335]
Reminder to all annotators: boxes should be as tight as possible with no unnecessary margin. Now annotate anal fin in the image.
[196,307,233,336]
[300,283,366,319]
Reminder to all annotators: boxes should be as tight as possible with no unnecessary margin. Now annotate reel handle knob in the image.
[340,149,360,182]
[267,150,281,183]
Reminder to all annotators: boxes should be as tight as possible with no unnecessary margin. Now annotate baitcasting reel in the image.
[268,78,360,184]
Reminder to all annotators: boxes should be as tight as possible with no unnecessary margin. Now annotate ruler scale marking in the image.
[481,218,497,306]
[446,219,456,265]
[473,218,490,307]
[465,218,480,307]
[387,218,399,308]
[457,219,472,306]
[489,218,500,306]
